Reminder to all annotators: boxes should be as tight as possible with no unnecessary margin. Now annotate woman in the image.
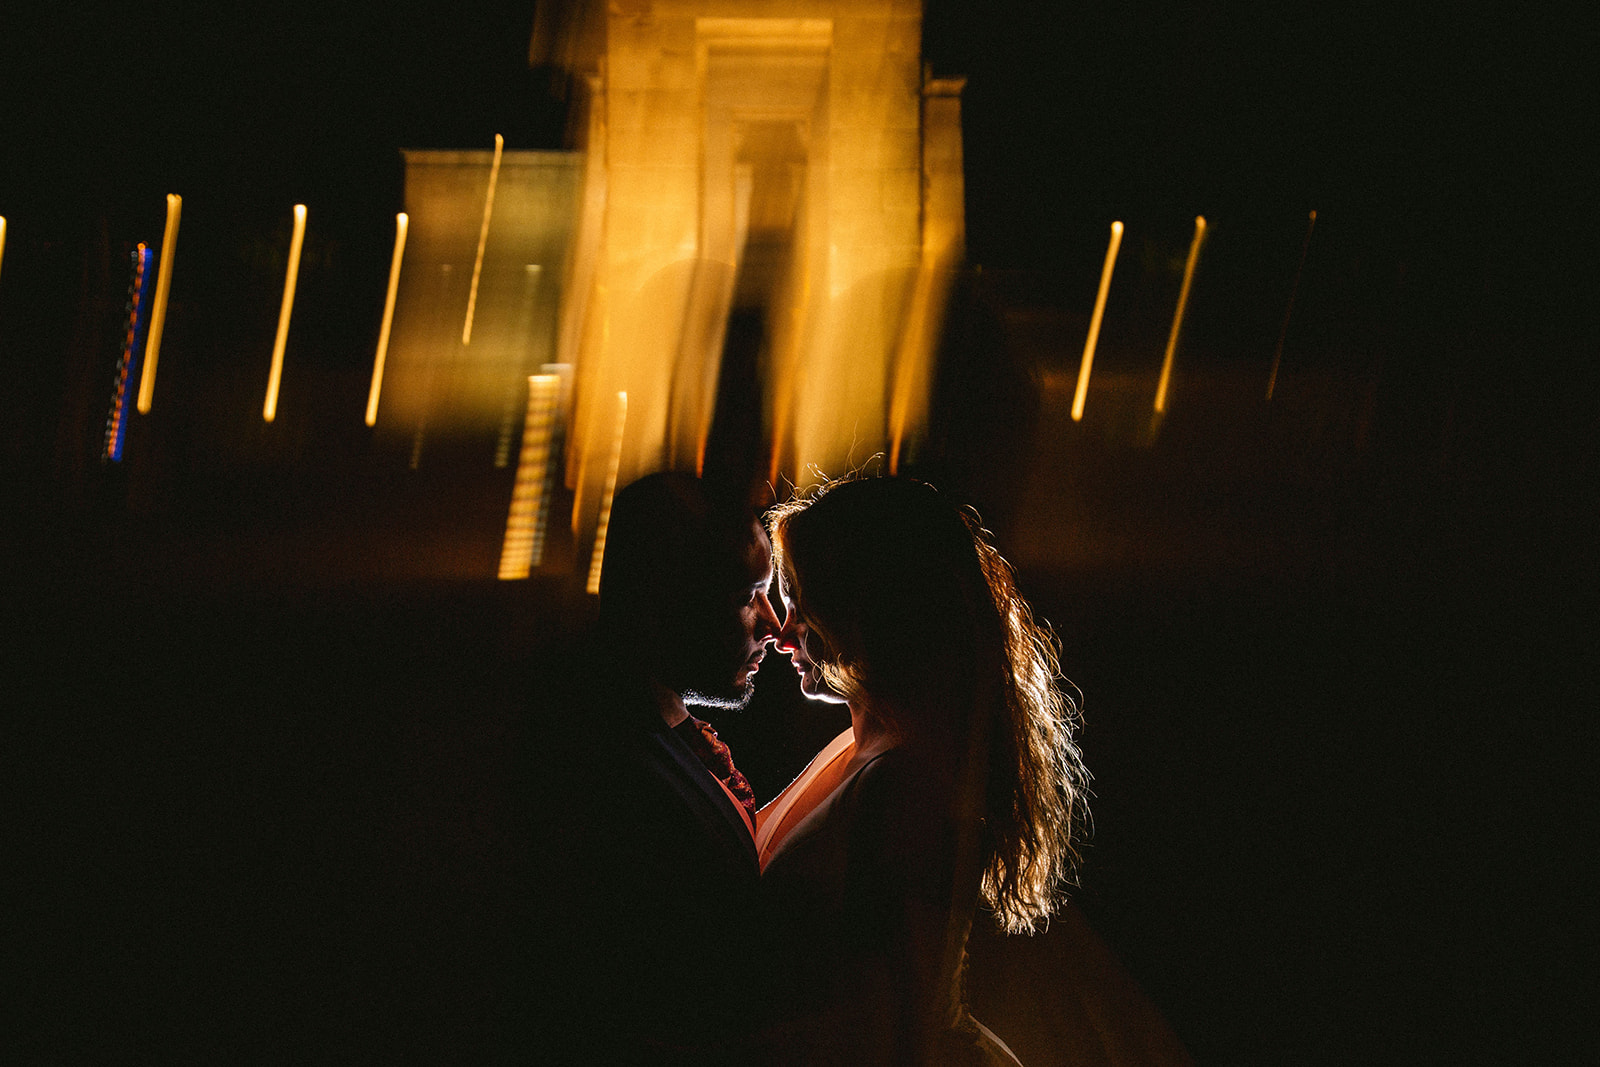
[753,476,1091,1066]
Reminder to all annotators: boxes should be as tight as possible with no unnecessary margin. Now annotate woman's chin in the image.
[799,677,846,705]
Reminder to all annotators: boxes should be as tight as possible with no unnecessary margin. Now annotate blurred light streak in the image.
[1154,215,1206,415]
[137,194,182,413]
[1267,209,1317,401]
[585,390,627,596]
[104,245,153,461]
[366,212,409,426]
[889,263,936,473]
[890,71,967,474]
[462,133,504,346]
[557,85,608,498]
[496,264,546,467]
[570,292,608,539]
[765,270,805,488]
[0,215,7,285]
[1073,220,1124,421]
[408,263,455,470]
[498,374,561,580]
[264,204,307,423]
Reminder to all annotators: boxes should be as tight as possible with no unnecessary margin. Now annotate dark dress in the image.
[758,740,1024,1066]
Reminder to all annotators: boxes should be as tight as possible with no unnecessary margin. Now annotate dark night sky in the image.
[3,2,1586,261]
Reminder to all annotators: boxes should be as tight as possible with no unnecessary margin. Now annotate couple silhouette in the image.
[509,472,1089,1066]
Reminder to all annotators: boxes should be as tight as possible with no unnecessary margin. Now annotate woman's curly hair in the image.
[768,475,1090,933]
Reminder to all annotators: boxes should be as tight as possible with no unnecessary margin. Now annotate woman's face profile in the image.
[775,581,847,705]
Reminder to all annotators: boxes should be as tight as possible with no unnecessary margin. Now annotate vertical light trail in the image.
[888,261,935,474]
[1154,216,1207,415]
[766,282,803,488]
[462,133,503,346]
[495,264,544,467]
[585,390,628,596]
[1267,209,1317,401]
[498,374,561,580]
[0,216,7,285]
[366,212,409,426]
[137,194,182,413]
[570,300,611,538]
[264,204,307,422]
[1073,220,1124,422]
[105,245,152,461]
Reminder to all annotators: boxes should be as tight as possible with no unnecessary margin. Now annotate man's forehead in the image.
[737,521,773,582]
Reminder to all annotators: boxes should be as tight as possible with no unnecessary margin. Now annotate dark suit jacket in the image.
[504,643,760,1062]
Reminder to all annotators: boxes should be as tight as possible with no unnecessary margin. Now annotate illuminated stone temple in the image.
[381,0,965,569]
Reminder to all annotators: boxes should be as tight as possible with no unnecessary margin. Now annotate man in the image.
[509,472,780,1062]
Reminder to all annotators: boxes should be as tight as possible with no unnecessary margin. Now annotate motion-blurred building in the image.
[382,0,965,561]
[381,150,583,470]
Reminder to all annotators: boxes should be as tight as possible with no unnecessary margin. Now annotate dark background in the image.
[4,2,1594,1063]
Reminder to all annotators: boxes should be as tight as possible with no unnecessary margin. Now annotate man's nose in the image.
[755,592,782,643]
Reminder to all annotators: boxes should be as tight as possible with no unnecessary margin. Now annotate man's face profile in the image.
[677,521,780,709]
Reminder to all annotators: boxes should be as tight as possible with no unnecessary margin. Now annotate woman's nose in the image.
[774,610,801,653]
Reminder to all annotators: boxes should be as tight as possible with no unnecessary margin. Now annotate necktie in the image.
[678,715,757,817]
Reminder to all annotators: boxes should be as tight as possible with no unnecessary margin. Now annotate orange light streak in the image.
[1267,209,1317,401]
[1154,215,1207,415]
[496,264,546,468]
[366,212,409,426]
[264,204,307,423]
[1073,220,1124,422]
[570,296,610,539]
[0,215,7,286]
[462,133,503,346]
[888,263,936,474]
[585,390,628,596]
[138,194,182,414]
[498,374,561,580]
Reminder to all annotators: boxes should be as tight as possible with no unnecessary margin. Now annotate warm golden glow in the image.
[585,390,628,596]
[380,150,581,455]
[263,204,307,423]
[1072,220,1124,422]
[553,7,954,511]
[0,215,7,285]
[366,212,409,426]
[1154,215,1206,414]
[495,263,547,467]
[498,374,562,580]
[889,73,967,475]
[462,133,504,347]
[388,8,968,548]
[888,264,937,474]
[137,194,182,414]
[1267,209,1317,401]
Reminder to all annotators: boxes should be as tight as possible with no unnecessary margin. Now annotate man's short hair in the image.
[598,472,756,626]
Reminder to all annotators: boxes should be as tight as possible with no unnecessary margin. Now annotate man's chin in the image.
[682,680,756,711]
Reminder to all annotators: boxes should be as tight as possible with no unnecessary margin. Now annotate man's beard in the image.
[682,678,756,711]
